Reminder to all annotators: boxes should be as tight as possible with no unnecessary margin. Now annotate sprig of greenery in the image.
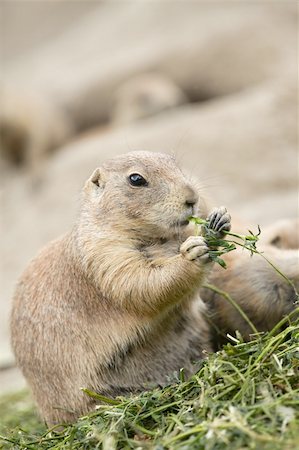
[1,315,299,449]
[189,215,298,302]
[188,216,260,268]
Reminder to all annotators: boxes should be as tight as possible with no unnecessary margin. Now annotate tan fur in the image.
[10,151,298,425]
[111,73,186,124]
[11,151,219,425]
[259,219,299,249]
[201,238,299,345]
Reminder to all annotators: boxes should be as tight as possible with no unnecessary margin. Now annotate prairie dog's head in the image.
[82,151,207,240]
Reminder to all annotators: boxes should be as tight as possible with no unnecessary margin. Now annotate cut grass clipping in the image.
[1,219,298,449]
[1,315,298,449]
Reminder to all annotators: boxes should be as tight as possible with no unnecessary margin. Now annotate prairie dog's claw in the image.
[180,236,210,263]
[207,206,231,238]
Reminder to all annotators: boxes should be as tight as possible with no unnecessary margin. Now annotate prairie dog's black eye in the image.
[128,173,148,187]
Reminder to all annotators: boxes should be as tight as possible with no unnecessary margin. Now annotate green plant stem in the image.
[203,283,259,335]
[189,215,299,300]
[253,251,299,300]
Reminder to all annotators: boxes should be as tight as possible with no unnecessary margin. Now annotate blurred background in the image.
[0,1,298,392]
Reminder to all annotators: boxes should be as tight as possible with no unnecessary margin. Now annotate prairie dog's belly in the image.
[96,300,211,395]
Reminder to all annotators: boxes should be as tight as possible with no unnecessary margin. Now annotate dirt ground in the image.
[0,1,298,393]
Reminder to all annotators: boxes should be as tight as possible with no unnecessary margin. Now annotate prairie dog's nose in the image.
[184,185,198,207]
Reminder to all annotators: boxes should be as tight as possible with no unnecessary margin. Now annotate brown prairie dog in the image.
[201,244,299,346]
[11,151,231,425]
[10,151,298,426]
[111,73,186,124]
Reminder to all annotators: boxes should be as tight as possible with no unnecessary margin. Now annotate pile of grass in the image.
[1,221,298,449]
[1,311,298,450]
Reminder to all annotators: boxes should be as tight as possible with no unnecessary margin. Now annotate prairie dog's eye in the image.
[128,173,148,187]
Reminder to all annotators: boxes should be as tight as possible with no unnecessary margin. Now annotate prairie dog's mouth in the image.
[170,219,190,227]
[179,219,189,226]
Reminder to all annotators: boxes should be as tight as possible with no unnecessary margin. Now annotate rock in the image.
[1,1,296,166]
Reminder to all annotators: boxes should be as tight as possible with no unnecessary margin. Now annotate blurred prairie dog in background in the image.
[111,73,186,124]
[11,151,298,425]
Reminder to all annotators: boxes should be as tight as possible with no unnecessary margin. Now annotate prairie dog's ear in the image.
[85,167,106,191]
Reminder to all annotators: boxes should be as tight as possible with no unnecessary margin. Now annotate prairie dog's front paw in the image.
[207,206,231,238]
[180,236,210,263]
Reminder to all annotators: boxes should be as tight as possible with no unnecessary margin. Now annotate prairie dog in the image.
[111,73,186,124]
[10,151,298,426]
[201,244,299,346]
[11,151,231,425]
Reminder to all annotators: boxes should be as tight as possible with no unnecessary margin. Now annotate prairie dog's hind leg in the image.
[201,246,299,346]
